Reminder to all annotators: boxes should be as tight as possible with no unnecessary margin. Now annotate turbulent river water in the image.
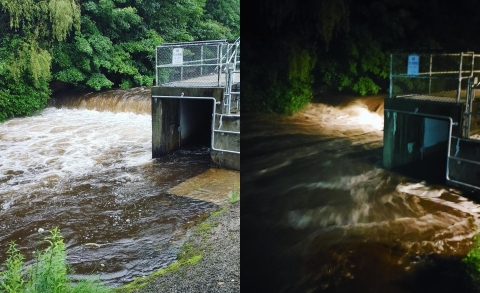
[242,94,480,293]
[0,88,219,286]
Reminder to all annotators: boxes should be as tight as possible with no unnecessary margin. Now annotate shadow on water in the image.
[241,95,480,293]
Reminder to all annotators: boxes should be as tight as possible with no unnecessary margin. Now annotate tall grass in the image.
[228,181,240,204]
[0,227,111,293]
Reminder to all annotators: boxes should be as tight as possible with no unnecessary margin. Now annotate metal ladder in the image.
[212,37,240,155]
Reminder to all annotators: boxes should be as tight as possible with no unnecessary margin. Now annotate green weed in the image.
[209,208,227,218]
[0,227,111,293]
[228,182,240,203]
[465,236,480,283]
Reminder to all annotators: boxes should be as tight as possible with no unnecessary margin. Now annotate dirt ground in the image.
[122,168,240,293]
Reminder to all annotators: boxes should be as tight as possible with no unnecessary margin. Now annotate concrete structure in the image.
[384,53,480,191]
[151,39,240,170]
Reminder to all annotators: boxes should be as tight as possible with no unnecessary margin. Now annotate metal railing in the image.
[223,37,240,114]
[155,39,240,88]
[447,136,480,191]
[154,38,240,155]
[151,95,239,155]
[390,52,480,103]
[390,52,480,138]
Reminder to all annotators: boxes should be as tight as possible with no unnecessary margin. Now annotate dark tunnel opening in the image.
[179,99,213,147]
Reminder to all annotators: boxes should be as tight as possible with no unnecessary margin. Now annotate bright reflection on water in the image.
[242,96,480,293]
[0,89,217,286]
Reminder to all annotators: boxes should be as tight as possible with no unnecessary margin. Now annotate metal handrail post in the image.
[457,52,463,103]
[155,47,159,86]
[428,54,433,94]
[463,52,475,138]
[217,44,221,86]
[389,54,393,98]
[447,136,480,191]
[200,45,204,76]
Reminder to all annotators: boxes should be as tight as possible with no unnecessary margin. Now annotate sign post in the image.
[173,48,184,80]
[407,54,419,75]
[172,48,183,65]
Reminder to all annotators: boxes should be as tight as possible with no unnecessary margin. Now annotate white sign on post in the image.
[407,54,419,75]
[172,48,183,65]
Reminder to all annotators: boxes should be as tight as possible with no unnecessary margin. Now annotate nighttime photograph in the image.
[242,0,480,292]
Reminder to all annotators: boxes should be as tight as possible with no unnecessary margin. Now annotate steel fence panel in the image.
[155,40,240,88]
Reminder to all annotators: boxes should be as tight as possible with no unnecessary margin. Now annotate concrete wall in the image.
[383,111,423,168]
[383,98,464,169]
[211,113,240,170]
[151,86,240,170]
[384,97,480,189]
[151,97,180,158]
[424,118,449,148]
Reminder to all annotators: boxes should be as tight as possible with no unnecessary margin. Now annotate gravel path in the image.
[134,201,240,293]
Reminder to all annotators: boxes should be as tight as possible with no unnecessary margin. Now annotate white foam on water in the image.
[0,107,152,195]
[294,102,384,136]
[396,182,445,198]
[286,174,480,252]
[396,181,480,236]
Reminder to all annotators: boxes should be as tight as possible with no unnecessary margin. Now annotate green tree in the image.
[0,0,80,121]
[315,0,434,96]
[0,0,240,120]
[51,0,162,90]
[204,0,240,40]
[51,0,239,91]
[243,0,349,113]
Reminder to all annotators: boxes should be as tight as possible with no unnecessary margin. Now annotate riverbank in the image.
[115,168,240,293]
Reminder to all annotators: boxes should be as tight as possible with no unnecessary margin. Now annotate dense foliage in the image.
[0,0,239,121]
[243,41,315,114]
[244,0,480,114]
[0,0,80,121]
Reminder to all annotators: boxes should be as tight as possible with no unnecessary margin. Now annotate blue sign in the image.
[407,54,419,75]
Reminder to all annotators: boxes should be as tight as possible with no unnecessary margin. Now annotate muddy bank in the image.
[120,202,240,293]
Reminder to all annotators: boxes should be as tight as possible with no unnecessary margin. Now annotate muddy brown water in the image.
[0,88,224,286]
[242,95,480,292]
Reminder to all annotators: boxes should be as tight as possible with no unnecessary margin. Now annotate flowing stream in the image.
[0,88,219,286]
[242,94,480,292]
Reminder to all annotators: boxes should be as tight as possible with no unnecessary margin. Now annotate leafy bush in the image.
[464,236,480,287]
[0,0,239,120]
[243,41,315,114]
[0,228,111,293]
[51,9,160,91]
[0,72,50,122]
